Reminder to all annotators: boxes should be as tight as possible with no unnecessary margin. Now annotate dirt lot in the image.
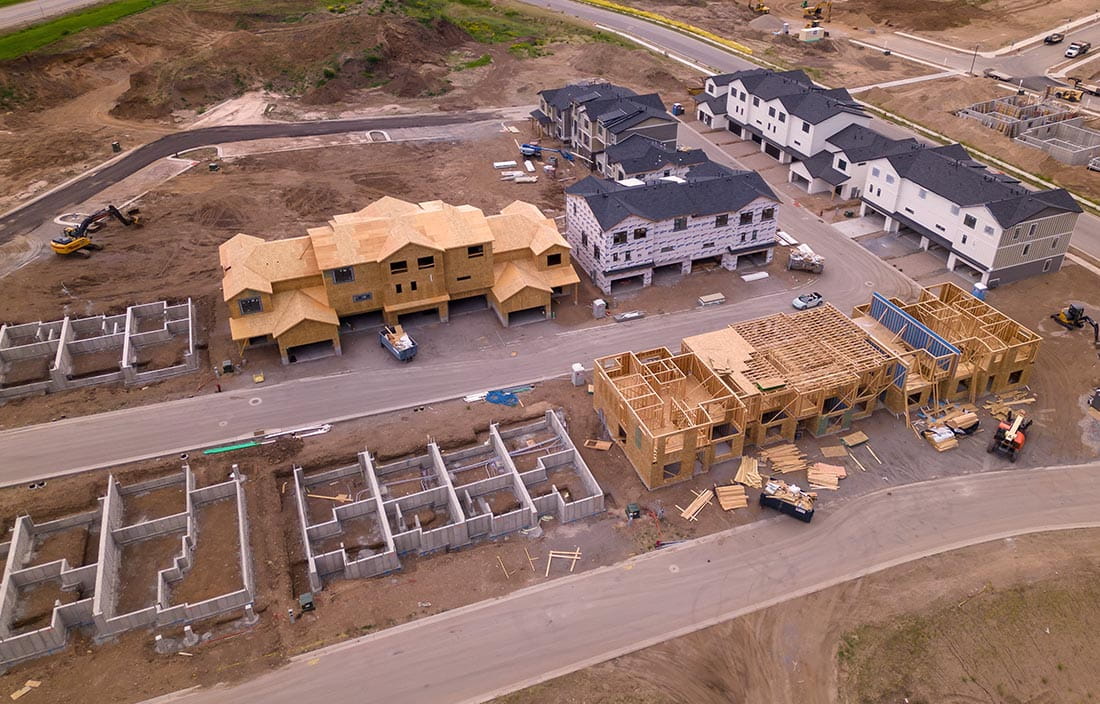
[0,0,690,215]
[613,0,928,87]
[859,77,1100,204]
[495,527,1100,704]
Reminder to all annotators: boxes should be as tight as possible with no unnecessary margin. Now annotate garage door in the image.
[764,143,781,159]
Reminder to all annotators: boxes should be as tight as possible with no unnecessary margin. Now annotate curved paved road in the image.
[0,111,496,242]
[151,463,1100,704]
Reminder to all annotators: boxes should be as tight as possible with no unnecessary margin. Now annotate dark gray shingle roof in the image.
[603,135,709,175]
[824,124,921,162]
[798,152,847,186]
[537,83,636,111]
[566,169,778,229]
[884,144,1082,227]
[692,93,727,114]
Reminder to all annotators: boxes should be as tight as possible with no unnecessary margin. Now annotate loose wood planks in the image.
[583,440,613,451]
[820,445,849,458]
[734,457,762,488]
[678,488,714,521]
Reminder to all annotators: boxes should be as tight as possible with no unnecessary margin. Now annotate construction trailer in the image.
[594,304,899,490]
[851,282,1040,414]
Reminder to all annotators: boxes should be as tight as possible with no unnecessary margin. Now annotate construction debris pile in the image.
[786,243,825,273]
[982,389,1036,421]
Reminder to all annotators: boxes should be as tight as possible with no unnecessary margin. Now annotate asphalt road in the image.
[0,111,497,242]
[150,463,1100,704]
[0,0,99,31]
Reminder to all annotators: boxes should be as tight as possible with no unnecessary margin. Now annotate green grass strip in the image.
[0,0,168,61]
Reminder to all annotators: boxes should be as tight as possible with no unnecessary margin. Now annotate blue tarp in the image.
[869,293,960,389]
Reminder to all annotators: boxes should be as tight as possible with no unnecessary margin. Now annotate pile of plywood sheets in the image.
[807,462,846,490]
[759,444,811,474]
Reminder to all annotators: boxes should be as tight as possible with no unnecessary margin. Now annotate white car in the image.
[792,292,824,310]
[1065,41,1091,58]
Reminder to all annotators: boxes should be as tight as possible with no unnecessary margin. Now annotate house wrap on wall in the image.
[565,163,780,294]
[220,198,580,363]
[530,82,678,167]
[721,68,870,164]
[859,143,1082,285]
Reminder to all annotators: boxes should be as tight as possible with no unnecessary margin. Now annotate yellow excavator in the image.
[51,205,141,257]
[748,1,769,13]
[802,0,832,20]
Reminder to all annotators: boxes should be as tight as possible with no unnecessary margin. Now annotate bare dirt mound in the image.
[112,13,468,119]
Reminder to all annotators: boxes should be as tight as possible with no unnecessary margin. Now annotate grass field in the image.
[0,0,168,60]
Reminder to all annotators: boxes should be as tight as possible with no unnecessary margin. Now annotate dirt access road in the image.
[152,463,1100,704]
[0,110,497,241]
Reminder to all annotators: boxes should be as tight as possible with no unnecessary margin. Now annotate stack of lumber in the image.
[678,488,713,521]
[715,484,748,511]
[945,411,979,431]
[759,444,812,474]
[924,426,958,452]
[807,462,846,490]
[983,390,1036,421]
[820,445,849,459]
[734,457,763,488]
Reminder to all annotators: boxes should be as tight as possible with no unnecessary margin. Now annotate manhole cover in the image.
[249,397,262,406]
[669,565,680,574]
[218,420,228,427]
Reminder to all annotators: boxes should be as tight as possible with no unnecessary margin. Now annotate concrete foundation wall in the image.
[2,465,255,666]
[294,409,603,589]
[0,300,199,403]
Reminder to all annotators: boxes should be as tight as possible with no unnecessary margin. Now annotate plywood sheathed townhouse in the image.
[220,198,580,363]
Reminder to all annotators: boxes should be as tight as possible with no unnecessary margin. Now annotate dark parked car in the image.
[1044,33,1065,44]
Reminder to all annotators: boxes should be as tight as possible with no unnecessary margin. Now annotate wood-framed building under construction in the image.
[594,284,1040,490]
[595,304,900,490]
[851,281,1040,414]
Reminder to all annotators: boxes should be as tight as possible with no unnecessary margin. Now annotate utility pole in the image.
[969,43,980,76]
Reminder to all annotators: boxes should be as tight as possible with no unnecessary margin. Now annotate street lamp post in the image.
[969,43,980,76]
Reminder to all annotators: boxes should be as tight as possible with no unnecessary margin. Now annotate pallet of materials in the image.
[923,426,958,451]
[715,484,748,510]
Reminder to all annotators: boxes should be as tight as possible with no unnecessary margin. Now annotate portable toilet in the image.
[592,298,607,318]
[671,102,684,116]
[971,282,988,301]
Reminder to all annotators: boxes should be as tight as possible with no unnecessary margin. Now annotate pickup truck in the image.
[1065,41,1091,58]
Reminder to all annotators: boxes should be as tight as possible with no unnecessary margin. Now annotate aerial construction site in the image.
[1,0,1100,701]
